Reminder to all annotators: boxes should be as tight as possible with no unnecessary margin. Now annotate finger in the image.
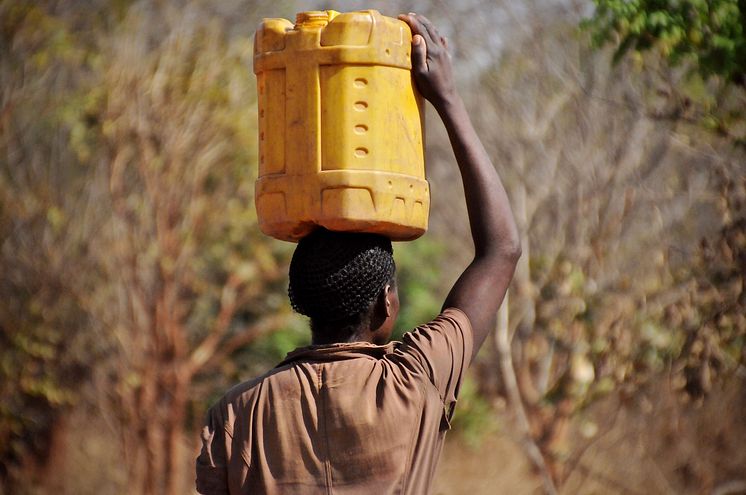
[397,13,419,35]
[401,13,435,46]
[410,34,428,73]
[414,14,443,49]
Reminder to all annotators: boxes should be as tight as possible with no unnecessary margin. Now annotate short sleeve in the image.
[396,308,473,408]
[195,403,231,495]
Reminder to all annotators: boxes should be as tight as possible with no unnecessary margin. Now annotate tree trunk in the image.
[495,293,558,495]
[164,371,190,495]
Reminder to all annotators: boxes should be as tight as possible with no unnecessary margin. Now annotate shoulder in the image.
[206,366,282,424]
[427,307,472,333]
[384,308,474,404]
[388,308,473,373]
[401,308,473,351]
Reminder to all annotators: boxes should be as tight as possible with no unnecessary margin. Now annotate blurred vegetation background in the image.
[1,0,744,494]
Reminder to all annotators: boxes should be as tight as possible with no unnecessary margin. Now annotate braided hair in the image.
[288,228,395,333]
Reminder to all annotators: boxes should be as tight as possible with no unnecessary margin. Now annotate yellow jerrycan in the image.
[253,10,428,242]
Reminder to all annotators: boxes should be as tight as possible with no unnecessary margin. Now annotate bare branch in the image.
[494,292,558,495]
[187,273,243,374]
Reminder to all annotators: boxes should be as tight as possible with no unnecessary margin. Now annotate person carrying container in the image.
[196,13,521,494]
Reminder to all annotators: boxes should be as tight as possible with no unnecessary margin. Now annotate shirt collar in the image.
[277,341,397,368]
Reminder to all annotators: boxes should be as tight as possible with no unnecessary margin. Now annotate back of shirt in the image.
[196,308,472,495]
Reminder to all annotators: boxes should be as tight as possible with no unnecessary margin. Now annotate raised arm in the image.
[400,14,521,360]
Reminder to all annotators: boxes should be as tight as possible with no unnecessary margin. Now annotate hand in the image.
[398,13,458,109]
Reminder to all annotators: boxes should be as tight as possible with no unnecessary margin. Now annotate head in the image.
[288,228,399,345]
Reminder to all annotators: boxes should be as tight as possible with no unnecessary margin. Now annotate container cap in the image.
[295,10,339,28]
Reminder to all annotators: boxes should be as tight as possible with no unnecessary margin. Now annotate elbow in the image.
[477,233,522,264]
[500,237,522,263]
[497,224,522,262]
[503,222,522,261]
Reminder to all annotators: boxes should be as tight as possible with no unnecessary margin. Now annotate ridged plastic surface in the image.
[253,10,428,242]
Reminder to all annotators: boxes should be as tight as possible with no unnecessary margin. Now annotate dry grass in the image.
[433,374,746,495]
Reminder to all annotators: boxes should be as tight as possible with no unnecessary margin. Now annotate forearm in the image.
[435,94,520,260]
[400,12,520,353]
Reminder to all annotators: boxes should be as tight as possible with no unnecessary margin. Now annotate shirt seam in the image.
[318,365,333,494]
[400,378,427,493]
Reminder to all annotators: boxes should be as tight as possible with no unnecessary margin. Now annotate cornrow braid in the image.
[288,228,395,324]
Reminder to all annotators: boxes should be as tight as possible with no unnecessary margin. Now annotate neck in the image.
[311,316,370,345]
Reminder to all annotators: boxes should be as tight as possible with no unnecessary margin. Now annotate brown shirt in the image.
[196,308,473,494]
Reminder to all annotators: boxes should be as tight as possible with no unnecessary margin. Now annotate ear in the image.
[374,284,393,318]
[382,284,393,317]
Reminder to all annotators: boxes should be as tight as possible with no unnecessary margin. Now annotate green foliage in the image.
[0,0,110,483]
[235,316,310,377]
[585,0,746,85]
[0,309,91,484]
[448,375,501,448]
[584,0,746,144]
[392,237,447,338]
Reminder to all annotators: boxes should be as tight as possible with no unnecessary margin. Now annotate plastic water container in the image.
[253,10,428,242]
